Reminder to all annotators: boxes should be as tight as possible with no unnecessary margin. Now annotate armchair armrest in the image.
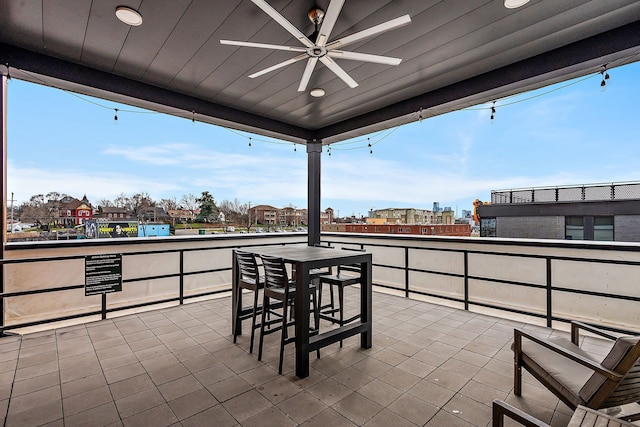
[514,328,622,381]
[570,321,618,345]
[492,400,549,427]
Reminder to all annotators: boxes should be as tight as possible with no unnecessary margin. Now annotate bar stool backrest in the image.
[260,255,290,290]
[236,250,260,285]
[338,247,366,275]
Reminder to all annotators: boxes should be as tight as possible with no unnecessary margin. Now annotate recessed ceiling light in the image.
[310,88,325,97]
[115,6,143,26]
[504,0,530,8]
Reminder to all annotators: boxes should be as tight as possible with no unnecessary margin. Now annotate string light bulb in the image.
[114,108,119,122]
[191,110,195,123]
[248,137,252,147]
[293,144,297,152]
[490,101,496,121]
[418,107,423,122]
[600,65,610,91]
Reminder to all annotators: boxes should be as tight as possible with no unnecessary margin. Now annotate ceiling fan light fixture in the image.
[115,6,143,26]
[308,8,325,25]
[504,0,530,8]
[310,88,325,97]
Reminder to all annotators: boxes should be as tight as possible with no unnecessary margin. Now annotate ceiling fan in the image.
[220,0,411,92]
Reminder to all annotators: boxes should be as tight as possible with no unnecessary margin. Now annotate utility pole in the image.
[9,192,15,232]
[247,201,251,230]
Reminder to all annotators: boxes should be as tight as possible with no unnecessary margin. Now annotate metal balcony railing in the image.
[490,181,640,204]
[2,232,640,335]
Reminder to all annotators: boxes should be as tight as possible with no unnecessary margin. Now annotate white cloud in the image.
[7,161,182,204]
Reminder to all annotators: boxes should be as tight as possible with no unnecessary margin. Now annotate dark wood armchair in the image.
[513,321,640,421]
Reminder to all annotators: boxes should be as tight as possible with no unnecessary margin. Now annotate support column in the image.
[307,141,322,246]
[1,72,7,334]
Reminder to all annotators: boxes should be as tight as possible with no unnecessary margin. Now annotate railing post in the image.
[546,258,552,327]
[464,251,469,311]
[102,294,107,320]
[405,247,409,298]
[179,250,184,305]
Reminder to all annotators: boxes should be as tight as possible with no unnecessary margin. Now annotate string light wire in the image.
[7,47,640,153]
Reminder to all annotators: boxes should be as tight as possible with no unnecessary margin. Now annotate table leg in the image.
[294,262,310,378]
[231,251,241,337]
[361,257,372,348]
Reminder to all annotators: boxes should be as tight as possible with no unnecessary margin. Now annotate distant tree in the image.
[45,191,63,202]
[29,194,46,206]
[218,199,233,231]
[196,191,217,223]
[158,197,178,225]
[235,199,251,231]
[44,192,66,226]
[159,197,178,212]
[20,194,47,227]
[98,199,114,208]
[180,193,198,221]
[130,192,155,221]
[114,192,129,209]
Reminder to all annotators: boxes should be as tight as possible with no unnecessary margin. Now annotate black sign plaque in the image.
[85,254,123,296]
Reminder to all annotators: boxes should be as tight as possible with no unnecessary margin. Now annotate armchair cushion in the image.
[520,336,598,395]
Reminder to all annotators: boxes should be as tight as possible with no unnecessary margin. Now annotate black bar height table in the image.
[232,244,373,378]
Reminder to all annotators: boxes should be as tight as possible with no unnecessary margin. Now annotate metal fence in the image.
[491,181,640,204]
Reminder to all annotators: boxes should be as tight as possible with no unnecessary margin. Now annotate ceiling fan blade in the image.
[298,57,319,92]
[316,0,344,47]
[251,0,314,48]
[319,56,358,88]
[327,14,411,50]
[221,40,306,53]
[327,50,402,66]
[249,54,308,79]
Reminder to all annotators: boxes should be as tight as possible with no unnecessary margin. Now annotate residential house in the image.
[58,195,92,227]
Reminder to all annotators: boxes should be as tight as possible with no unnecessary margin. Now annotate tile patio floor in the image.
[0,289,622,426]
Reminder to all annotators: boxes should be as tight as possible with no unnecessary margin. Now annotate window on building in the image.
[565,216,584,240]
[594,216,614,241]
[480,218,496,237]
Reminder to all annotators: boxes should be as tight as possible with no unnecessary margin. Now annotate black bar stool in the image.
[258,255,320,374]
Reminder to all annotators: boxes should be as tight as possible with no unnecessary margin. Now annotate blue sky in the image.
[7,60,640,217]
